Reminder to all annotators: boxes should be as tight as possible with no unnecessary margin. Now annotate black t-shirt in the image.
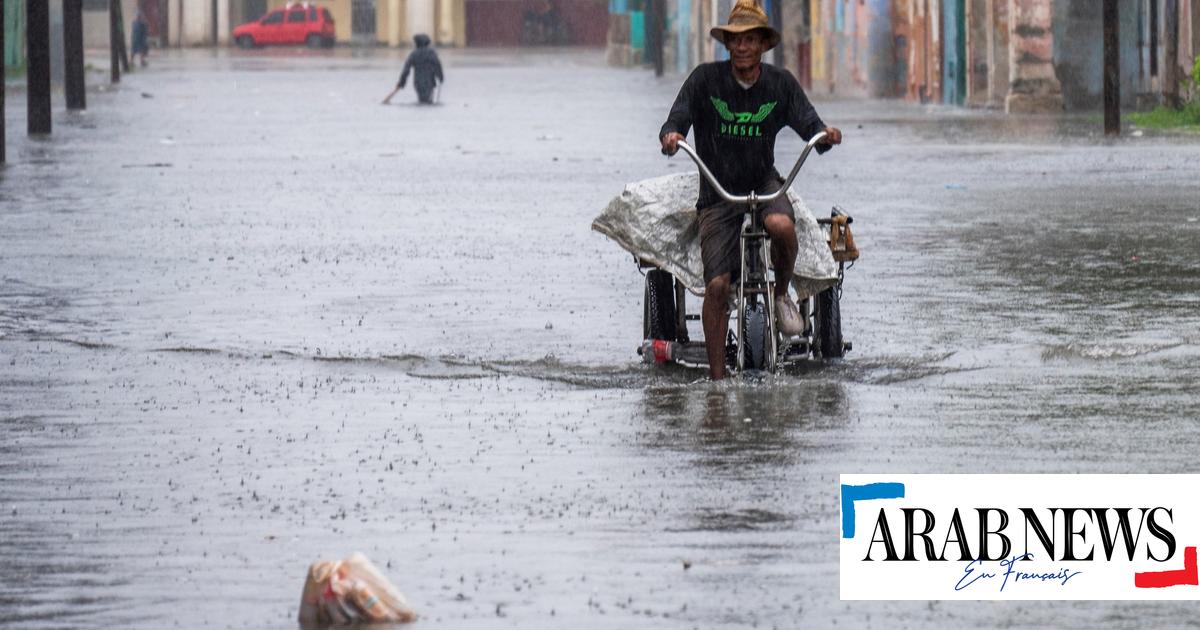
[659,61,829,209]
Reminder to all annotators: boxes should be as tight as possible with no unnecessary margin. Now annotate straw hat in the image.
[710,0,780,50]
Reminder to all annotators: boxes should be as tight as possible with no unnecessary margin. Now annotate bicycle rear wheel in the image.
[815,286,843,358]
[643,269,677,341]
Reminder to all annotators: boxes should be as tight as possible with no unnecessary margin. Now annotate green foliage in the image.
[1128,100,1200,131]
[1194,54,1200,88]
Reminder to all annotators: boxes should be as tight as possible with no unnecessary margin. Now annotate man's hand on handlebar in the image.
[660,132,685,156]
[821,127,843,145]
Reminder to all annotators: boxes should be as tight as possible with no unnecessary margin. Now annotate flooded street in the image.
[2,47,1200,628]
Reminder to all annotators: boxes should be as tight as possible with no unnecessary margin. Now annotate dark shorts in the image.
[698,177,795,285]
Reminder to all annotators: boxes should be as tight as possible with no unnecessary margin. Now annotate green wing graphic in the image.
[749,101,777,123]
[710,96,736,122]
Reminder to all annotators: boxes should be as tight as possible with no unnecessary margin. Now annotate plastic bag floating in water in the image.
[299,552,417,625]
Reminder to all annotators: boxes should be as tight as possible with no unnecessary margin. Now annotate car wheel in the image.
[236,35,255,49]
[306,34,323,48]
[323,36,335,48]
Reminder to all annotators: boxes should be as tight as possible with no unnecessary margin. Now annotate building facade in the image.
[620,0,1200,113]
[4,0,23,71]
[83,0,606,49]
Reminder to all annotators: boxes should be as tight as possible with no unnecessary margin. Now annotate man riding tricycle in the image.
[593,0,859,380]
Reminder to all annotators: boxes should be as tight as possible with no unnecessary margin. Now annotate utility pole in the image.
[111,0,121,82]
[770,0,783,67]
[65,0,87,110]
[1,0,5,163]
[27,0,53,135]
[656,0,665,77]
[1103,0,1120,136]
[1163,0,1180,109]
[646,0,664,77]
[116,1,129,72]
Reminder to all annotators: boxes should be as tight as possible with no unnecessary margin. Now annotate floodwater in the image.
[2,47,1199,628]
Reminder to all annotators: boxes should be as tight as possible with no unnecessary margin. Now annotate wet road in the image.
[2,47,1200,628]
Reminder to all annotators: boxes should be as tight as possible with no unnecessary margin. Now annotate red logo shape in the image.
[1135,546,1198,588]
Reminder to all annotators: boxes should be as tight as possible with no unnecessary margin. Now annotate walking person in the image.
[131,9,150,67]
[382,34,444,105]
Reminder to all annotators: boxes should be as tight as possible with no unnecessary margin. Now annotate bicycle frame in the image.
[737,200,775,372]
[672,132,828,373]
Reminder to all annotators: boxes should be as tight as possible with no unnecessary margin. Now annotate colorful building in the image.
[629,0,1200,113]
[4,0,23,72]
[81,0,607,48]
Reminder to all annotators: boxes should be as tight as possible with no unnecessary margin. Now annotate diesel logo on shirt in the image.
[710,97,776,138]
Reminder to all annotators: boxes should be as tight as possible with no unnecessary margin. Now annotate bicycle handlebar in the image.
[671,130,829,205]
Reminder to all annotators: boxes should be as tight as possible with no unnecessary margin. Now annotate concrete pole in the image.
[965,0,988,106]
[388,0,403,46]
[985,0,1009,108]
[1163,0,1180,108]
[217,0,231,45]
[1,0,5,163]
[388,0,402,46]
[64,0,86,110]
[454,0,467,46]
[647,0,663,76]
[1193,0,1200,60]
[110,0,121,82]
[28,0,53,134]
[770,0,783,67]
[1104,0,1120,135]
[114,0,129,71]
[169,0,182,46]
[1004,0,1062,113]
[436,0,453,45]
[406,0,434,41]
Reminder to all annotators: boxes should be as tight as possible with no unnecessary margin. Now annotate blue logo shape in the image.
[841,482,905,539]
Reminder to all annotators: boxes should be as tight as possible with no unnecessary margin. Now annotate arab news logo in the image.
[841,480,1200,593]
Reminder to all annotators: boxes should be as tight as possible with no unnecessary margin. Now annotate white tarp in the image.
[592,173,838,299]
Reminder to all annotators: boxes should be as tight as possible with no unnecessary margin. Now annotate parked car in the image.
[233,3,335,48]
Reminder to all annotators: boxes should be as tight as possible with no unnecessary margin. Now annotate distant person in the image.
[131,10,149,67]
[522,0,566,45]
[382,34,444,105]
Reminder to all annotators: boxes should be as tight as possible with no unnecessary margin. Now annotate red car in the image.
[233,3,336,48]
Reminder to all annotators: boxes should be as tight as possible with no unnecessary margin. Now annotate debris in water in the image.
[299,553,417,624]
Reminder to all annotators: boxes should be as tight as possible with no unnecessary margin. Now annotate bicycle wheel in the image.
[741,302,769,370]
[643,269,677,341]
[815,287,843,358]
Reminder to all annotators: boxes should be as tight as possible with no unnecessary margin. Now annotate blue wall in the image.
[675,0,691,73]
[1052,0,1142,109]
[866,0,896,97]
[943,0,966,104]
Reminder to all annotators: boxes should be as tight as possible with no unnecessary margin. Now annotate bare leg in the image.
[764,213,798,298]
[702,274,732,380]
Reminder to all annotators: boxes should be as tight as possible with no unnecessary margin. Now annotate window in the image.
[287,10,307,23]
[323,9,334,22]
[263,11,284,24]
